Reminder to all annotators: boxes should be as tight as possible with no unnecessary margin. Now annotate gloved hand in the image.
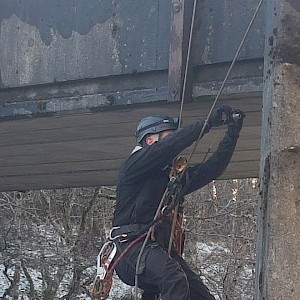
[208,105,232,127]
[227,109,246,138]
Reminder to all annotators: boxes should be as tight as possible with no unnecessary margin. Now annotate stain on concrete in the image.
[0,14,122,86]
[0,0,170,87]
[277,3,300,66]
[0,70,5,88]
[193,0,265,65]
[286,0,300,12]
[0,0,114,45]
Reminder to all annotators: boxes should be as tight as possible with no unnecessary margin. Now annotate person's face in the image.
[146,130,174,145]
[159,130,173,140]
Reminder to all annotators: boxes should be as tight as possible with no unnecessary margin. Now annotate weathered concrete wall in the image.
[0,0,265,89]
[255,0,300,299]
[193,0,265,65]
[0,0,171,87]
[0,0,266,120]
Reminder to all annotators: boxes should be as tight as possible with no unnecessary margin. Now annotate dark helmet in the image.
[135,115,179,143]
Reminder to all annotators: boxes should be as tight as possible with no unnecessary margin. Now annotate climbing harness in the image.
[134,156,188,299]
[91,241,117,299]
[91,229,149,299]
[166,156,188,255]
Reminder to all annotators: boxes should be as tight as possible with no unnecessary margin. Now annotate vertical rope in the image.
[178,0,198,128]
[184,0,265,167]
[133,0,265,299]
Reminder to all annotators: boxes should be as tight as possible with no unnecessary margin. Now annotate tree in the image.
[0,187,116,299]
[0,179,257,299]
[184,179,257,299]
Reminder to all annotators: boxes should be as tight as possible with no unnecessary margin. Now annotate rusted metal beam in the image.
[167,0,194,103]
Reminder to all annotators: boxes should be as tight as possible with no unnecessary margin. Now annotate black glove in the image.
[227,109,246,138]
[208,105,232,128]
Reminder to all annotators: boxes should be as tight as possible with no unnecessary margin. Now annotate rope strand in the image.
[133,0,265,299]
[184,0,265,168]
[178,0,198,127]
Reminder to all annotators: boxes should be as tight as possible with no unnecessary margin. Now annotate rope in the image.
[167,0,199,257]
[178,0,198,127]
[134,187,170,299]
[184,0,265,168]
[168,203,179,254]
[133,0,265,298]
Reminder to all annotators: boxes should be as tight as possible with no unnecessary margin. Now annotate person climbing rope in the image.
[107,105,245,300]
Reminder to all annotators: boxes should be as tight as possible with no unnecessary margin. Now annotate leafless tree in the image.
[184,178,258,300]
[0,187,116,299]
[0,179,257,299]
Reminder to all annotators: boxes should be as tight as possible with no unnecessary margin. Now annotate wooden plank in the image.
[0,147,260,176]
[0,160,120,176]
[0,170,118,191]
[0,113,261,148]
[0,160,259,192]
[0,95,262,191]
[0,126,261,158]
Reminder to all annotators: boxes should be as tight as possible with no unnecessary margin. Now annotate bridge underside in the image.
[0,0,265,191]
[0,60,262,192]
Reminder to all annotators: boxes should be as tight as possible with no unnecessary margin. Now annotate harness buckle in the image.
[108,226,127,241]
[91,241,117,299]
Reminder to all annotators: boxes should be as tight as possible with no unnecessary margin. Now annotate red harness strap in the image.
[91,233,148,299]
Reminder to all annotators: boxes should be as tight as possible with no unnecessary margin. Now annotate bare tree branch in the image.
[21,259,37,299]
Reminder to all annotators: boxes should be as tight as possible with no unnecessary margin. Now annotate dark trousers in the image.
[115,240,216,300]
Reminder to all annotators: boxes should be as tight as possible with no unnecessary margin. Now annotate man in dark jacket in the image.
[111,105,245,300]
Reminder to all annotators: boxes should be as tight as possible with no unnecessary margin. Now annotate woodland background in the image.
[0,178,258,300]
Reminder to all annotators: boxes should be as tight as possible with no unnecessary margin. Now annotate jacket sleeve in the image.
[122,120,209,183]
[181,133,238,195]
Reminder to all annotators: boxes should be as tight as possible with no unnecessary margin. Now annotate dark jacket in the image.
[112,120,238,227]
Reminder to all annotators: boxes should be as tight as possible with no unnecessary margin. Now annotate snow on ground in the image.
[0,242,253,299]
[0,261,133,300]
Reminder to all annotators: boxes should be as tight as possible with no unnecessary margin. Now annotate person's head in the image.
[135,115,179,146]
